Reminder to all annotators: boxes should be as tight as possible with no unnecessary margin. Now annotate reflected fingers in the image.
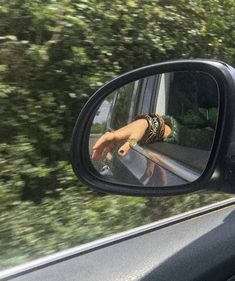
[93,132,115,150]
[118,141,131,157]
[92,132,115,160]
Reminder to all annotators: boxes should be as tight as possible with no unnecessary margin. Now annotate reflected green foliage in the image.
[181,108,218,127]
[0,0,234,269]
[90,123,106,134]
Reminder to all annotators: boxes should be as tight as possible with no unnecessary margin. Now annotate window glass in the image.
[147,71,219,173]
[137,75,159,114]
[110,81,138,129]
[0,1,233,274]
[167,71,218,129]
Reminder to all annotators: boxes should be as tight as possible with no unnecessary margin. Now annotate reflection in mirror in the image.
[89,71,219,187]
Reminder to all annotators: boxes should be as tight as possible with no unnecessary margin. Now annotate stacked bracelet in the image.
[151,114,165,141]
[136,113,165,143]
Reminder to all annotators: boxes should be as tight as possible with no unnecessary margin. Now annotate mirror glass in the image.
[89,71,219,187]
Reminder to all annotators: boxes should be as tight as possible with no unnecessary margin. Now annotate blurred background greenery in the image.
[0,0,234,269]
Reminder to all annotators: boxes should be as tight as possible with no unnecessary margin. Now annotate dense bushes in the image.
[0,0,234,268]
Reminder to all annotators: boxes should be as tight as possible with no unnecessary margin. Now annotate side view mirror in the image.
[71,60,235,196]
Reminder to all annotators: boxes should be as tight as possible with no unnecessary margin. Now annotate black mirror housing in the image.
[71,59,235,196]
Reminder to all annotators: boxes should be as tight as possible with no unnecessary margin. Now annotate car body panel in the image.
[2,198,235,281]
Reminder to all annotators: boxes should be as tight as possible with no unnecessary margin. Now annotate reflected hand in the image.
[92,119,149,161]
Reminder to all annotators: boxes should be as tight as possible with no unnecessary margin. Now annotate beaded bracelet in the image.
[162,115,180,144]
